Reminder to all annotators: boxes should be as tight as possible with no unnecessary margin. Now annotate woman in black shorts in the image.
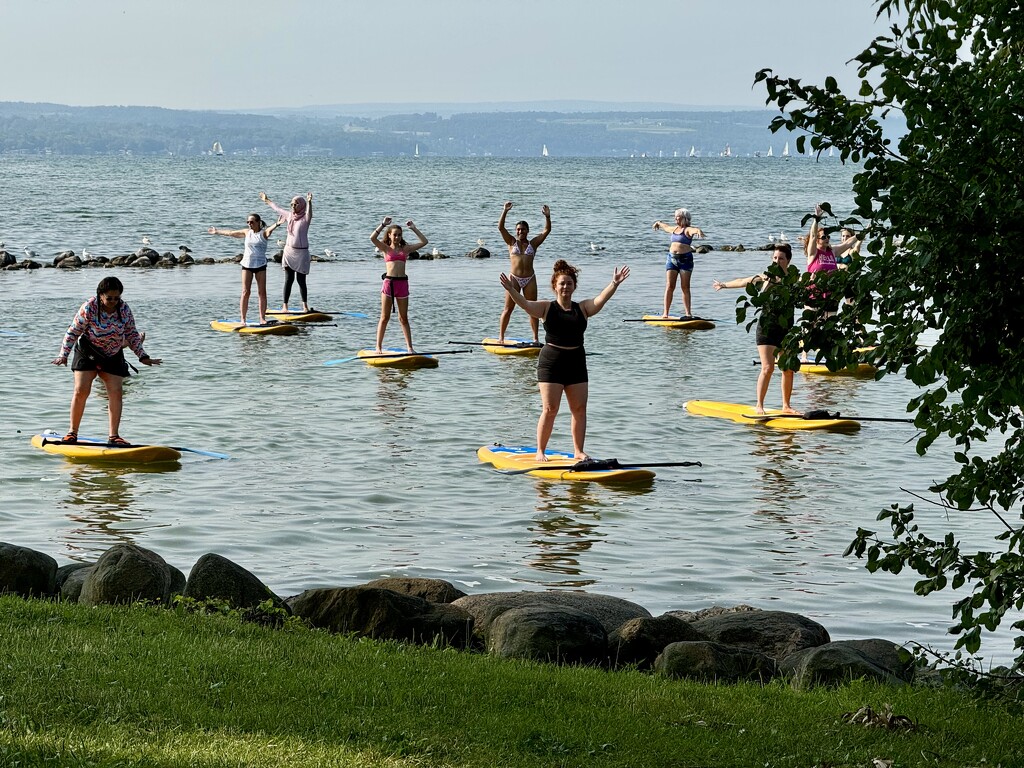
[713,244,798,415]
[500,259,630,461]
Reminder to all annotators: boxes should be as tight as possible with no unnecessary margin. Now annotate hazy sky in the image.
[1,0,889,111]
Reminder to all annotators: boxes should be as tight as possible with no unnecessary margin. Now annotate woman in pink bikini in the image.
[497,201,551,343]
[370,217,428,353]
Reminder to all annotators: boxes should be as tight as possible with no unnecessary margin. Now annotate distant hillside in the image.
[0,101,875,158]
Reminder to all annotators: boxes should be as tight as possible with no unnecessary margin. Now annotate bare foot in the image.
[782,406,800,415]
[497,337,505,344]
[575,452,591,460]
[280,305,289,312]
[535,451,549,462]
[375,348,383,354]
[258,317,267,325]
[755,407,766,415]
[239,319,248,327]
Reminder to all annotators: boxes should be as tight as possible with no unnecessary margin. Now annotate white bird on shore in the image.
[590,242,605,252]
[24,247,38,259]
[141,236,151,246]
[777,232,788,243]
[768,234,776,244]
[431,247,440,256]
[476,238,486,248]
[324,248,337,258]
[83,250,92,260]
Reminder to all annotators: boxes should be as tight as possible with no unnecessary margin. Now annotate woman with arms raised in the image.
[497,201,551,343]
[370,217,428,353]
[500,259,630,462]
[260,191,313,312]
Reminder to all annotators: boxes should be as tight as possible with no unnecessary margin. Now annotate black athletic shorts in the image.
[70,339,130,377]
[537,345,588,386]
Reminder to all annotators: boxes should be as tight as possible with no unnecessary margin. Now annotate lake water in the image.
[0,155,1012,663]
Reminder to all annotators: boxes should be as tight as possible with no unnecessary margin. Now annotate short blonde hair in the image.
[674,208,691,225]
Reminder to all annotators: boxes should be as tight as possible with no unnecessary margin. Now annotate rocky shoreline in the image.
[0,242,781,272]
[1,540,916,689]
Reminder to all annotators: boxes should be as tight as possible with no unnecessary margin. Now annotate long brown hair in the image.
[383,224,406,249]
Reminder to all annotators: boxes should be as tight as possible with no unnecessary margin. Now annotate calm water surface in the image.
[0,156,1012,662]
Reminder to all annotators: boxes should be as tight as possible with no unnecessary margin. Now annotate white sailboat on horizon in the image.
[541,144,549,157]
[414,143,420,158]
[211,141,224,156]
[782,141,790,157]
[766,145,774,157]
[720,144,732,157]
[688,145,696,157]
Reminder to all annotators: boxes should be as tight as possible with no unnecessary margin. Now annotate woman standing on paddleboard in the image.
[653,208,705,318]
[51,276,162,446]
[500,259,630,462]
[497,201,551,344]
[259,191,313,313]
[207,214,283,326]
[713,244,798,415]
[370,217,428,353]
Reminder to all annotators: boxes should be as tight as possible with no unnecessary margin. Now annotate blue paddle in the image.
[498,458,702,475]
[324,349,473,366]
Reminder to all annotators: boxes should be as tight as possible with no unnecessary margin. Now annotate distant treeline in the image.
[0,101,858,158]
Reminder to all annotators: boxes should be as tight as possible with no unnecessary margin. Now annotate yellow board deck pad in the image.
[641,314,716,330]
[683,400,861,433]
[477,444,656,483]
[265,310,333,322]
[210,320,299,335]
[357,348,439,369]
[32,432,182,463]
[480,338,543,356]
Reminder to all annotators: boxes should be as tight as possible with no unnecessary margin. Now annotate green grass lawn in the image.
[0,596,1018,767]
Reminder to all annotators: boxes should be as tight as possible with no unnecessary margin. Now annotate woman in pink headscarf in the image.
[260,191,314,312]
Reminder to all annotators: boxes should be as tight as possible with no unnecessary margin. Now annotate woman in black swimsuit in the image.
[500,259,630,461]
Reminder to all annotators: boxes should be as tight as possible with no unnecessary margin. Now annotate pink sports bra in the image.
[384,249,407,263]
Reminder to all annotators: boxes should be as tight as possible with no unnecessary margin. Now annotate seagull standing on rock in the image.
[142,236,152,246]
[324,248,337,258]
[590,242,605,252]
[24,247,38,259]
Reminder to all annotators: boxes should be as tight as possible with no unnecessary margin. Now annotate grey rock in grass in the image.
[56,563,94,602]
[79,544,172,606]
[183,553,287,611]
[363,577,467,604]
[609,613,709,670]
[289,586,473,647]
[781,639,915,688]
[654,640,779,683]
[691,609,830,661]
[487,605,608,665]
[0,542,58,597]
[168,564,187,598]
[453,591,651,639]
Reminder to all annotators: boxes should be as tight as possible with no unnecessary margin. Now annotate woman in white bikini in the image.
[497,201,551,343]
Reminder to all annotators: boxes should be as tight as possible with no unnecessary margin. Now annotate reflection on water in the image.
[58,462,177,561]
[749,429,807,518]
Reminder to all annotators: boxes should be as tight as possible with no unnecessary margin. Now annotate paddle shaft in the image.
[741,412,914,424]
[41,439,229,459]
[324,349,473,365]
[447,340,541,348]
[501,459,701,475]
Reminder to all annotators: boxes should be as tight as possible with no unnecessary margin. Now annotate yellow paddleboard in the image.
[481,338,543,356]
[478,444,656,483]
[265,310,333,322]
[357,349,439,369]
[210,320,299,335]
[683,400,860,433]
[799,361,877,377]
[642,314,715,330]
[32,433,182,463]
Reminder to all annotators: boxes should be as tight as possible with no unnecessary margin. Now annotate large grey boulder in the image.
[363,577,466,604]
[79,544,172,606]
[183,553,287,610]
[609,614,709,670]
[487,605,608,665]
[465,247,490,259]
[0,542,58,597]
[453,591,651,639]
[56,563,94,602]
[780,639,915,688]
[654,641,779,683]
[0,250,16,268]
[288,586,473,647]
[691,610,830,660]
